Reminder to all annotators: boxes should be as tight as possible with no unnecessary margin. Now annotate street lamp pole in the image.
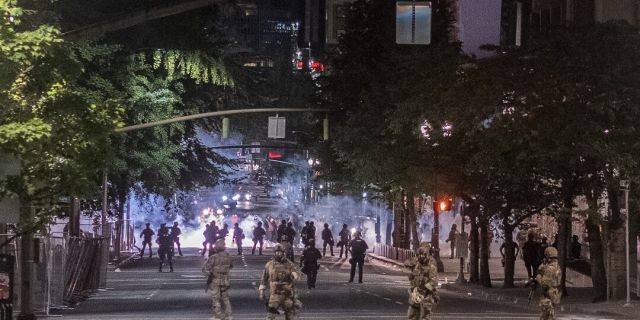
[621,179,631,307]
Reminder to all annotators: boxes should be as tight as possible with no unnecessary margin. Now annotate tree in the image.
[324,0,461,249]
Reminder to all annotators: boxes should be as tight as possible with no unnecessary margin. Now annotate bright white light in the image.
[245,194,252,201]
[232,194,241,201]
[222,195,228,201]
[351,227,356,235]
[420,120,432,139]
[308,159,314,166]
[443,121,453,137]
[319,185,324,189]
[315,160,320,165]
[202,208,211,216]
[9,16,14,22]
[362,192,367,198]
[216,209,223,215]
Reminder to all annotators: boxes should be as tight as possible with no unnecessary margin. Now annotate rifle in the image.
[525,277,538,304]
[205,273,213,293]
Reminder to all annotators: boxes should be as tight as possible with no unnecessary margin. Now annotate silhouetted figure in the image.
[301,221,310,246]
[571,235,582,260]
[233,223,244,255]
[252,221,266,255]
[202,223,212,257]
[301,239,322,289]
[307,221,316,244]
[157,224,174,272]
[140,223,155,258]
[522,233,541,278]
[321,223,334,257]
[349,231,369,283]
[285,222,296,246]
[446,224,458,259]
[171,222,183,256]
[277,219,287,243]
[338,224,351,258]
[218,223,229,241]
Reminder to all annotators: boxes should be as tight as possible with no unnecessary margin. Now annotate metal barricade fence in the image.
[64,237,106,304]
[373,243,416,262]
[47,237,66,310]
[0,234,17,320]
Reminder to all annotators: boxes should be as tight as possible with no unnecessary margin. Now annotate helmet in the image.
[274,244,285,253]
[544,247,558,258]
[418,242,432,253]
[274,244,286,261]
[213,239,226,252]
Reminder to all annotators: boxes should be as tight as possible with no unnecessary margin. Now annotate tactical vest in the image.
[206,251,232,286]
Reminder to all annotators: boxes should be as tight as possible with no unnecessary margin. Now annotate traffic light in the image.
[323,116,329,141]
[222,117,229,139]
[433,198,453,212]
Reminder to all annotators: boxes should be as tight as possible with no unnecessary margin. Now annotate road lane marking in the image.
[145,289,159,300]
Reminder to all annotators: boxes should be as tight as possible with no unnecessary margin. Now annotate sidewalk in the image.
[368,253,640,318]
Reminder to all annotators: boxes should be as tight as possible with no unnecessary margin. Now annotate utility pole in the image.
[621,179,631,307]
[99,171,109,289]
[431,193,444,272]
[17,206,36,320]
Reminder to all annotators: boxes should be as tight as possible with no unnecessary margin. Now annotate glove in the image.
[259,289,266,301]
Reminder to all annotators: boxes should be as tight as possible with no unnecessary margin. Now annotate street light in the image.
[620,179,631,307]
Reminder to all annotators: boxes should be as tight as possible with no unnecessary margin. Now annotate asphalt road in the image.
[54,246,625,320]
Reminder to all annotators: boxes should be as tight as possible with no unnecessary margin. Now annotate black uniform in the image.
[276,221,287,243]
[252,224,266,255]
[284,223,296,246]
[522,239,541,278]
[157,228,174,272]
[307,222,316,244]
[140,225,155,258]
[301,245,322,289]
[218,225,229,241]
[349,237,369,283]
[301,222,310,246]
[170,224,183,256]
[232,225,244,255]
[321,226,334,257]
[338,227,351,258]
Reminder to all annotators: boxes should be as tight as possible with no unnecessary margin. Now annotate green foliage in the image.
[324,0,461,194]
[148,49,233,86]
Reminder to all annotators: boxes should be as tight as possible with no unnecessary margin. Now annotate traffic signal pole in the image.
[431,191,444,272]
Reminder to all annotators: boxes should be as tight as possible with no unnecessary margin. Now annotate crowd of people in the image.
[137,217,562,320]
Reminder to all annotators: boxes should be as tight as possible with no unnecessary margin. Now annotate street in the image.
[55,247,624,320]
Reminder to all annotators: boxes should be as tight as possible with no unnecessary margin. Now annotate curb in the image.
[367,253,405,268]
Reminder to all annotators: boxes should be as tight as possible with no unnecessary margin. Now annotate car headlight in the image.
[232,194,240,201]
[245,194,252,201]
[222,195,228,201]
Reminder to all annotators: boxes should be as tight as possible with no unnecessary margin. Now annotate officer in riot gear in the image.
[259,244,301,320]
[203,239,233,320]
[533,246,562,320]
[300,239,322,289]
[139,223,155,258]
[157,224,174,272]
[171,222,183,256]
[405,242,439,320]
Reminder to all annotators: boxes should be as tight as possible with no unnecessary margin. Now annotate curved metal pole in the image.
[115,108,331,133]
